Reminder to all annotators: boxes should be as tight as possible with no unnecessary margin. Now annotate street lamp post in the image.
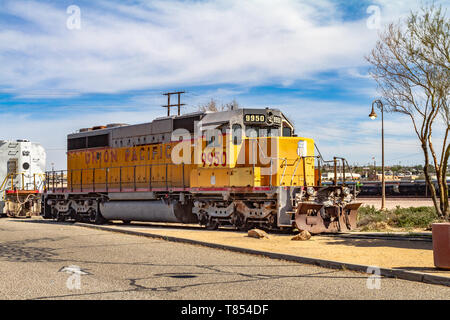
[369,100,386,211]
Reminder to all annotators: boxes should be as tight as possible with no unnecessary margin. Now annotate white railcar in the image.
[0,140,46,217]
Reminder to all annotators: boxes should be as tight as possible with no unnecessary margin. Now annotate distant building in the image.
[322,172,361,181]
[374,173,399,181]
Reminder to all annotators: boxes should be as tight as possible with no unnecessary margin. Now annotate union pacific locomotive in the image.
[42,107,361,233]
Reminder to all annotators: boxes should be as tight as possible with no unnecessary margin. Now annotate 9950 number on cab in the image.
[245,114,265,123]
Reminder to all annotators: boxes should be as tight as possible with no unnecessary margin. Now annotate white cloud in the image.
[0,0,384,94]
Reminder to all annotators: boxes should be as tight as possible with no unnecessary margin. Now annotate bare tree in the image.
[222,99,240,111]
[366,4,450,218]
[198,99,240,112]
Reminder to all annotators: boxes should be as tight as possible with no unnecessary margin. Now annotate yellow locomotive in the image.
[42,107,361,233]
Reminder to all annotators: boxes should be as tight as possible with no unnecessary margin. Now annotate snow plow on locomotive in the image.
[42,107,361,233]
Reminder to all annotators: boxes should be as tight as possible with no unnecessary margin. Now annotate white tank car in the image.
[0,140,46,217]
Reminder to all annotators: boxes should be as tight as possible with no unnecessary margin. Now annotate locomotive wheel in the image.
[74,213,83,222]
[42,203,53,219]
[205,220,219,230]
[237,224,251,231]
[231,213,245,230]
[240,221,257,231]
[68,209,79,223]
[238,225,250,231]
[89,209,106,225]
[56,213,66,222]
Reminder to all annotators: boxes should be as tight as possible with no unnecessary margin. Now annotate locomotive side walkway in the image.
[75,221,450,287]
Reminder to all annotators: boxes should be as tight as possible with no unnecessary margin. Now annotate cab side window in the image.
[232,124,242,145]
[282,123,292,137]
[205,130,220,147]
[207,134,217,147]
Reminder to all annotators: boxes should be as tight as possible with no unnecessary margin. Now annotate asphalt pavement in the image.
[0,218,449,300]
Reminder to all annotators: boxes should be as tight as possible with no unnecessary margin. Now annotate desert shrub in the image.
[391,206,436,228]
[357,205,438,230]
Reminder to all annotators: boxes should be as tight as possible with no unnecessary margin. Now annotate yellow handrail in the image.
[0,172,45,192]
[0,173,12,191]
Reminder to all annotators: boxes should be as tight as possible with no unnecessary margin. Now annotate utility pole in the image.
[162,91,186,116]
[372,157,376,179]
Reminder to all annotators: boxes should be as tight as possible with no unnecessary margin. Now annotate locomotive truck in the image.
[42,107,361,233]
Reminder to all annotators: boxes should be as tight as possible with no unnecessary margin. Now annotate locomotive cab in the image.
[192,108,316,188]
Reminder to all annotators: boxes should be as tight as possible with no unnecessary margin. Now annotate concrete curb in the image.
[75,223,450,288]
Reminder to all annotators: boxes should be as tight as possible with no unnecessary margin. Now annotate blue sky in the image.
[0,0,448,169]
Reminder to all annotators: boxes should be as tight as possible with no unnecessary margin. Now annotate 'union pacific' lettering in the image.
[85,150,118,165]
[84,146,172,165]
[131,149,138,161]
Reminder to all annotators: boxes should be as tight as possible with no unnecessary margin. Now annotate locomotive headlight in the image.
[306,187,315,196]
[343,187,350,196]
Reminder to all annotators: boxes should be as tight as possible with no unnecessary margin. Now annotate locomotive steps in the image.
[73,221,450,287]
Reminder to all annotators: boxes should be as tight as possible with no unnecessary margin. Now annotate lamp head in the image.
[369,105,377,120]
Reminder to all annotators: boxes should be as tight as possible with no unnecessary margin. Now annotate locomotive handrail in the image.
[0,174,9,191]
[255,139,322,186]
[0,172,44,192]
[279,158,287,186]
[46,162,187,193]
[290,156,320,186]
[317,157,359,196]
[255,139,308,187]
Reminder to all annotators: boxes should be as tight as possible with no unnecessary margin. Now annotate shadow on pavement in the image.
[393,266,450,274]
[324,238,432,250]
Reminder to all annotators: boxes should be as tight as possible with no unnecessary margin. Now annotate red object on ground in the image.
[432,223,450,269]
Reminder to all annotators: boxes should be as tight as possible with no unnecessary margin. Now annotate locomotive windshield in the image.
[244,126,279,138]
